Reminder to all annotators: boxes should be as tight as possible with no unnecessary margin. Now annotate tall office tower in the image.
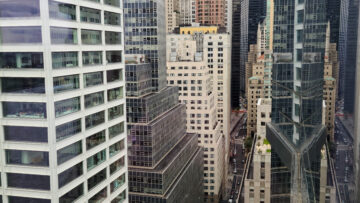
[166,0,180,33]
[195,0,226,27]
[124,0,167,92]
[238,0,266,97]
[166,35,223,202]
[225,0,233,33]
[353,1,360,201]
[0,0,127,202]
[231,0,242,108]
[326,0,340,46]
[125,55,204,203]
[340,0,359,116]
[167,26,231,202]
[266,0,333,202]
[179,0,196,25]
[124,1,204,202]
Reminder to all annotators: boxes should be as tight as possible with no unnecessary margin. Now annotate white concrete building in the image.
[167,28,231,202]
[179,0,196,25]
[166,0,180,33]
[0,0,127,202]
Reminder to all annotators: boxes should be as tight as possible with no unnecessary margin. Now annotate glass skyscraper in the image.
[267,0,328,202]
[124,0,204,202]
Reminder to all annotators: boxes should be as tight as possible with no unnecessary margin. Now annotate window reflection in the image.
[4,126,48,143]
[106,51,122,64]
[110,156,125,174]
[1,77,45,94]
[89,187,107,203]
[52,52,78,69]
[110,174,126,193]
[105,31,121,44]
[109,122,125,139]
[80,7,101,24]
[57,141,82,165]
[0,0,40,18]
[108,87,124,102]
[53,74,80,93]
[88,169,106,191]
[7,173,50,190]
[58,162,83,188]
[0,52,43,69]
[104,0,121,7]
[108,104,124,120]
[49,0,76,21]
[107,69,123,83]
[50,27,78,44]
[56,119,81,141]
[55,97,80,117]
[111,190,126,203]
[6,150,49,167]
[82,51,102,66]
[86,130,106,150]
[0,26,42,44]
[59,183,83,202]
[85,91,104,108]
[81,29,101,45]
[84,72,103,87]
[8,196,50,203]
[85,111,105,129]
[109,139,125,157]
[87,149,106,170]
[3,102,46,119]
[104,11,121,26]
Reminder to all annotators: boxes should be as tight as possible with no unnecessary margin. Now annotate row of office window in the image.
[0,26,121,45]
[0,51,122,69]
[0,0,121,19]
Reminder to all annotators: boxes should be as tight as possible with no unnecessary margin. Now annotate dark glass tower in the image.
[124,1,204,202]
[267,0,328,202]
[231,0,242,108]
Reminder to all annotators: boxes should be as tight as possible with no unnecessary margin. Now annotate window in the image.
[105,31,121,44]
[296,49,302,62]
[107,69,123,83]
[80,7,100,24]
[82,51,102,66]
[85,91,104,108]
[89,187,107,202]
[297,10,304,24]
[295,104,300,116]
[52,52,78,69]
[297,30,303,43]
[109,122,125,139]
[104,0,121,7]
[87,149,106,170]
[104,11,121,26]
[56,119,81,141]
[3,102,46,119]
[1,77,45,94]
[108,87,124,101]
[0,0,40,18]
[108,104,124,120]
[57,141,82,165]
[53,74,80,93]
[50,27,77,44]
[88,169,106,190]
[110,156,125,174]
[0,52,43,69]
[110,173,126,193]
[58,162,83,188]
[85,111,105,129]
[296,67,301,80]
[8,196,50,203]
[49,0,76,21]
[4,126,47,143]
[86,130,106,150]
[55,97,80,117]
[111,190,126,203]
[59,183,83,203]
[84,72,103,87]
[109,139,125,157]
[106,51,122,63]
[0,26,42,44]
[7,173,50,190]
[81,29,101,45]
[6,150,49,167]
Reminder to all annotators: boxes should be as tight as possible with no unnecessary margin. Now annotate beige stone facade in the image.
[166,29,231,202]
[166,0,180,33]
